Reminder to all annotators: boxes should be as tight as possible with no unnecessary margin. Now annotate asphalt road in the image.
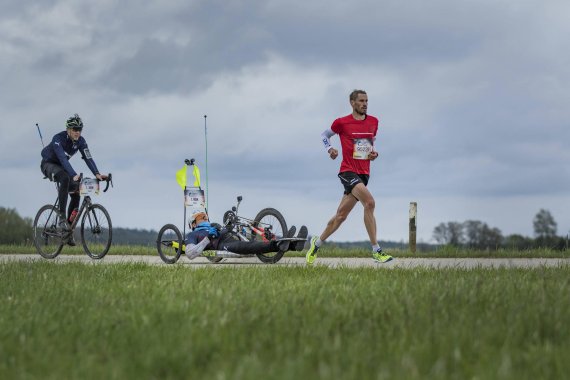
[2,254,569,269]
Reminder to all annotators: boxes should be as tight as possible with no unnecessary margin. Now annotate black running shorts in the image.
[338,171,369,195]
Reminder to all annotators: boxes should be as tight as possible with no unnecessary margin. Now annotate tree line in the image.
[433,209,568,250]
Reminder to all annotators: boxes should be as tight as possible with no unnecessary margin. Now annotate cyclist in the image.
[306,89,393,264]
[40,114,107,245]
[184,211,308,259]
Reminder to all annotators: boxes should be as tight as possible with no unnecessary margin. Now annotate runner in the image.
[306,90,393,264]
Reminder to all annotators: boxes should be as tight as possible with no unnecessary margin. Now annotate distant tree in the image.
[0,207,32,244]
[433,222,463,246]
[463,220,483,248]
[504,234,533,250]
[533,209,557,238]
[479,224,503,250]
[464,220,503,249]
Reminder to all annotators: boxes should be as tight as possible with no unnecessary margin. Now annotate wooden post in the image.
[409,202,417,253]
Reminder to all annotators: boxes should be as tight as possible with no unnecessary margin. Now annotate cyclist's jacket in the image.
[41,131,100,177]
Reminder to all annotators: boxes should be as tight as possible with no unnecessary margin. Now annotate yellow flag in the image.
[175,165,187,190]
[192,164,201,187]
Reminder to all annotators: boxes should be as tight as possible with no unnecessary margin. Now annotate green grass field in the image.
[1,261,569,379]
[2,243,569,258]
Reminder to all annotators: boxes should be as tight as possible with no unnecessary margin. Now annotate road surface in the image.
[2,254,569,269]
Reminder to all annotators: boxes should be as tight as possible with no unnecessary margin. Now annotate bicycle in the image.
[33,174,114,259]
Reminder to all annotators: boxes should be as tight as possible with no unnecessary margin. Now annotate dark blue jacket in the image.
[185,222,222,248]
[41,131,100,177]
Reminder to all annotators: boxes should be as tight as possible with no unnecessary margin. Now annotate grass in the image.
[1,262,569,379]
[2,243,569,258]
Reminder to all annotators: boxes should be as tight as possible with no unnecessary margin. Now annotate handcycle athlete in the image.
[182,211,308,260]
[40,113,108,245]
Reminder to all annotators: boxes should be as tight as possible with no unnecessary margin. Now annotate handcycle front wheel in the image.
[157,224,183,264]
[253,208,288,264]
[33,205,64,259]
[81,204,112,259]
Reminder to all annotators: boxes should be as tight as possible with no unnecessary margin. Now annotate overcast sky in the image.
[1,0,569,243]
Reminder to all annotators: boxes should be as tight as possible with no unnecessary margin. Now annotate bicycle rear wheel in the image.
[157,224,183,264]
[80,204,112,259]
[33,205,64,259]
[253,208,287,264]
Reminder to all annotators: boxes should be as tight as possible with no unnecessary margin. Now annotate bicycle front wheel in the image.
[80,204,112,259]
[253,208,287,264]
[157,224,183,264]
[33,205,64,259]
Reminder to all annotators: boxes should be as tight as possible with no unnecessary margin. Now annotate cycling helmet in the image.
[66,114,84,130]
[189,211,208,229]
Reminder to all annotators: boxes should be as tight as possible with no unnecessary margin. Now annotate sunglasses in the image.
[71,127,83,132]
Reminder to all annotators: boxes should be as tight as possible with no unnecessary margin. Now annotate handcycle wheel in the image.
[205,252,223,263]
[80,204,112,259]
[157,224,183,264]
[33,205,64,259]
[223,210,235,226]
[253,208,288,264]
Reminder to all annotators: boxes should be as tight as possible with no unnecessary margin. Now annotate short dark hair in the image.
[349,89,367,102]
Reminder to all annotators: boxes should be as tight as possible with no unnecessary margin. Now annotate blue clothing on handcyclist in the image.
[182,212,302,260]
[41,130,100,178]
[185,221,220,246]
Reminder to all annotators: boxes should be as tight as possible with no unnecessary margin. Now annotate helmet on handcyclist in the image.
[189,211,209,229]
[66,114,84,130]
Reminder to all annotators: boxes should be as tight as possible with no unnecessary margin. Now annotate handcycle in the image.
[156,159,299,264]
[33,174,114,259]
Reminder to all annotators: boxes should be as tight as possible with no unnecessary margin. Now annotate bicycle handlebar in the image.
[103,173,113,192]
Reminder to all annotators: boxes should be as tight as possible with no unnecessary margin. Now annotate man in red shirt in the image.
[306,90,393,264]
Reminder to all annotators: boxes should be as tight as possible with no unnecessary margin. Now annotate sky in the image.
[1,0,569,243]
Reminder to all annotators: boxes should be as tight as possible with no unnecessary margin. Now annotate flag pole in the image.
[204,115,208,212]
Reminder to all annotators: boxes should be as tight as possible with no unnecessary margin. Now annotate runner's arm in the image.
[321,129,336,153]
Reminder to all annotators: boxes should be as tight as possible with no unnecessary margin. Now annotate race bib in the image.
[80,178,100,195]
[353,138,373,160]
[184,187,206,213]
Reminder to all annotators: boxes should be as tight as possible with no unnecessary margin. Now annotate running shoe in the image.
[305,236,319,264]
[372,248,393,263]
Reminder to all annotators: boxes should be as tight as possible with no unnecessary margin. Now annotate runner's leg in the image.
[351,183,378,246]
[319,194,358,241]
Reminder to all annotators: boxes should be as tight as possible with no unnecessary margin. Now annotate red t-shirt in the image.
[330,114,378,175]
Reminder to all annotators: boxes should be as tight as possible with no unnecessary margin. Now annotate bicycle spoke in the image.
[33,205,64,259]
[81,204,112,259]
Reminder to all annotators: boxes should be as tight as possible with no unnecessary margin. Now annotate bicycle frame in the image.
[48,174,113,233]
[224,197,276,243]
[34,173,114,259]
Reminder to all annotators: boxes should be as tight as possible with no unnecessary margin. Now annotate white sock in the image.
[315,238,322,247]
[372,244,380,252]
